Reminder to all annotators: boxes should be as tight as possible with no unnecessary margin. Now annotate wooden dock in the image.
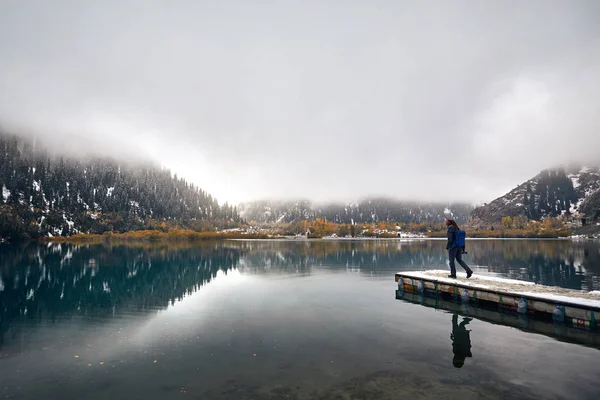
[395,270,600,330]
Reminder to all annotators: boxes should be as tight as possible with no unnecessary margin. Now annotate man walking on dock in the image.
[446,219,473,279]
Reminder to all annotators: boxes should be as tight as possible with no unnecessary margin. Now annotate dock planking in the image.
[395,271,600,330]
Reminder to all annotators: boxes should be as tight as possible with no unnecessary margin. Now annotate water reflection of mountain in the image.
[233,240,600,291]
[0,242,246,349]
[235,239,600,290]
[0,240,443,348]
[468,240,600,291]
[2,239,599,349]
[232,240,448,272]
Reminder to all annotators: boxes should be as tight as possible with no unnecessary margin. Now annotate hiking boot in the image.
[448,274,457,278]
[466,270,473,279]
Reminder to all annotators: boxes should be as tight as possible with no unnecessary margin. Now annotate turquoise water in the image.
[0,240,599,399]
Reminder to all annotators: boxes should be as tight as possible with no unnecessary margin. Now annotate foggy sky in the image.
[1,1,599,205]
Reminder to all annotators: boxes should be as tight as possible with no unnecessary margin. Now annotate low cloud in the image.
[1,1,599,204]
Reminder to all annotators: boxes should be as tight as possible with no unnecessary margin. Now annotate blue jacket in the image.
[446,225,457,250]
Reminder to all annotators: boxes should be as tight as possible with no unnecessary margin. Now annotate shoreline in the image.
[3,228,598,245]
[33,233,593,245]
[36,230,270,244]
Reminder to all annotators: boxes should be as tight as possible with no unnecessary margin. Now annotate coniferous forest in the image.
[0,132,241,240]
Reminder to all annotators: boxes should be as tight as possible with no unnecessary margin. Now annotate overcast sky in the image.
[1,1,599,205]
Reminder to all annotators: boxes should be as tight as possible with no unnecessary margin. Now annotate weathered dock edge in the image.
[395,271,600,330]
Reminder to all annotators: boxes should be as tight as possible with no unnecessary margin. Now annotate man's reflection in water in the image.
[451,313,472,368]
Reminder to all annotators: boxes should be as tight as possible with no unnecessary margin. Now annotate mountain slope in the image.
[240,198,474,225]
[468,166,600,226]
[579,188,600,220]
[0,132,240,240]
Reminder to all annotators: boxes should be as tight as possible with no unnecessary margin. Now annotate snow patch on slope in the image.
[569,175,580,189]
[2,185,9,202]
[564,166,600,215]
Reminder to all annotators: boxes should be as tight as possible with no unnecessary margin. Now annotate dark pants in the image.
[449,247,471,276]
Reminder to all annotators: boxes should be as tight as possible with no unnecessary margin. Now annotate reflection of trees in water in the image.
[236,239,600,290]
[231,240,448,271]
[468,240,600,291]
[318,240,447,270]
[0,240,447,347]
[0,242,244,349]
[1,239,599,348]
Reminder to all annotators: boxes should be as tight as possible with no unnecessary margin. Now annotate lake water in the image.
[1,239,599,399]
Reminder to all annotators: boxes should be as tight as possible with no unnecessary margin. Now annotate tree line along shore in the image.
[31,216,577,245]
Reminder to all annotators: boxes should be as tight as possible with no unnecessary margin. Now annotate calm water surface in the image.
[1,239,599,399]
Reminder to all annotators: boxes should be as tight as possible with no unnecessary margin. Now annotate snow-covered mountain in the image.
[0,132,240,240]
[469,166,600,226]
[240,198,474,225]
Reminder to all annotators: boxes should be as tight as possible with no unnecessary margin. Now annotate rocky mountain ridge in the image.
[469,166,600,227]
